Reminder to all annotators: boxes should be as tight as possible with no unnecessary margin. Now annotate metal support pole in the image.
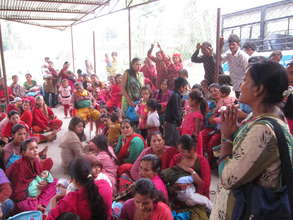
[93,31,96,74]
[215,8,221,83]
[70,26,75,73]
[128,7,132,64]
[0,23,9,108]
[259,7,266,51]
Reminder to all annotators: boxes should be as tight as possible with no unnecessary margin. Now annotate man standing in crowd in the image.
[191,42,222,85]
[221,34,249,98]
[242,42,259,57]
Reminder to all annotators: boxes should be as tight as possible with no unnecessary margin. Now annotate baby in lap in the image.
[175,176,212,210]
[28,170,54,197]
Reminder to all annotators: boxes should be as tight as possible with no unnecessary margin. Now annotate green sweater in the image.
[115,135,144,163]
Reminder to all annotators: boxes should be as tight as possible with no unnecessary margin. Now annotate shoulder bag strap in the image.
[261,117,293,217]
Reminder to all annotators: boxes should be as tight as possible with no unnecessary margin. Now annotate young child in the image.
[164,77,189,147]
[50,178,70,209]
[81,74,91,90]
[218,84,236,107]
[98,113,109,136]
[181,90,206,138]
[154,79,172,111]
[107,113,121,146]
[200,79,210,99]
[179,69,189,80]
[66,179,78,194]
[58,79,72,118]
[146,99,160,142]
[28,170,54,197]
[106,74,122,111]
[136,87,151,139]
[218,74,232,87]
[91,160,112,188]
[179,69,191,97]
[56,178,70,196]
[175,176,212,210]
[201,83,223,164]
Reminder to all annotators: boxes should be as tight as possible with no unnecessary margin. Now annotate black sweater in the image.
[165,90,183,126]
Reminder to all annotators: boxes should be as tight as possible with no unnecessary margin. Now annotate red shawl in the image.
[6,157,42,202]
[1,120,29,139]
[21,110,33,127]
[110,84,122,107]
[167,63,183,79]
[117,133,145,162]
[32,107,54,130]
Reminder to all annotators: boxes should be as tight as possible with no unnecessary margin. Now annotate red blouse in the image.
[47,180,112,220]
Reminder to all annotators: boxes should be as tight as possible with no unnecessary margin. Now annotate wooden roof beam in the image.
[20,0,105,6]
[0,8,88,14]
[1,17,79,21]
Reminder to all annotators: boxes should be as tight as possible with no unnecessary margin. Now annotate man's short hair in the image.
[202,41,212,48]
[243,42,257,51]
[228,34,241,44]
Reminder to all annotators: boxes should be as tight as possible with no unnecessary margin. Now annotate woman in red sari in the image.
[32,96,62,133]
[20,100,33,127]
[21,99,56,143]
[141,57,157,89]
[1,110,29,144]
[106,74,122,110]
[147,43,171,88]
[167,53,183,90]
[3,124,53,169]
[47,157,112,220]
[59,62,76,90]
[130,132,178,180]
[6,138,56,212]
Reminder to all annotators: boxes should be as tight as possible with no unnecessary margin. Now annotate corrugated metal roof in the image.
[0,0,111,30]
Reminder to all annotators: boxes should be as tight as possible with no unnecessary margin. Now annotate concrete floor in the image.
[44,106,219,200]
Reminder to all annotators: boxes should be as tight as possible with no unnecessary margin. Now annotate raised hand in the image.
[157,42,161,49]
[221,105,238,139]
[196,43,201,49]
